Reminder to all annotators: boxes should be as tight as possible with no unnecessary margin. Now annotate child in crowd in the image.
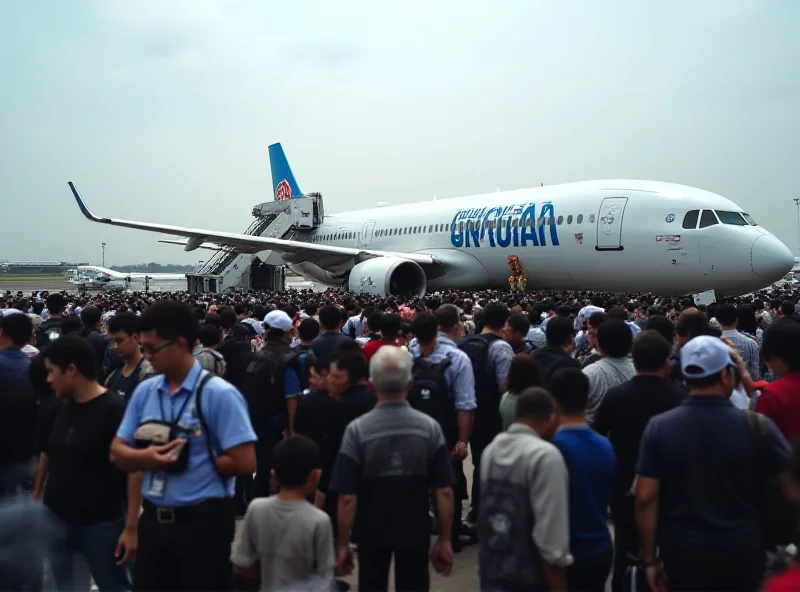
[232,435,335,592]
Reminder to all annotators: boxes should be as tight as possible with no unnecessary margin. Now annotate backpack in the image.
[478,453,539,591]
[408,356,457,446]
[35,319,63,348]
[458,333,503,412]
[240,341,303,431]
[194,349,226,377]
[292,344,317,389]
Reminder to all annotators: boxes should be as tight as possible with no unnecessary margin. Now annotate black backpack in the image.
[458,333,503,411]
[240,341,302,431]
[408,356,457,446]
[35,319,63,349]
[292,344,317,389]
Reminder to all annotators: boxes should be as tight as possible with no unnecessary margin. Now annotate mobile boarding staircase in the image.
[196,193,324,290]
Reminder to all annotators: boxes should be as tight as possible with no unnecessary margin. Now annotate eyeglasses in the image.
[142,339,175,356]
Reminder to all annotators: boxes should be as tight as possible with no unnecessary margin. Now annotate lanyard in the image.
[158,371,204,426]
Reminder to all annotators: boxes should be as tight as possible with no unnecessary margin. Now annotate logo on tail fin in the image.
[275,179,291,201]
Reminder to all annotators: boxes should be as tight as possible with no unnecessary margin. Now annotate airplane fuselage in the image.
[288,180,793,297]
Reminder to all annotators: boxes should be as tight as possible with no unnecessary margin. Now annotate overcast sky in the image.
[2,0,798,266]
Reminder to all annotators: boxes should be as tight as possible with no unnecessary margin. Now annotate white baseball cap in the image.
[264,310,293,332]
[681,335,737,379]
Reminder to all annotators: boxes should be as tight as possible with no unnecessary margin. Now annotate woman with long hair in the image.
[499,353,543,430]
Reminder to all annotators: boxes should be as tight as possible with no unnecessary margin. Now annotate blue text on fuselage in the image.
[450,202,559,248]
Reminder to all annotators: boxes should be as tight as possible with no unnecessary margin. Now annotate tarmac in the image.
[0,276,322,296]
[0,277,74,294]
[233,456,481,591]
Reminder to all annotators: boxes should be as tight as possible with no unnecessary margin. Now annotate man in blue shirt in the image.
[635,335,790,592]
[311,305,352,365]
[550,367,615,592]
[0,312,34,381]
[409,307,475,550]
[110,300,256,591]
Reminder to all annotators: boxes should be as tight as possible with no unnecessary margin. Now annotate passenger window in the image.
[557,215,563,225]
[567,215,573,224]
[682,210,699,229]
[589,214,595,223]
[577,214,583,224]
[699,210,718,228]
[715,211,748,226]
[429,225,433,232]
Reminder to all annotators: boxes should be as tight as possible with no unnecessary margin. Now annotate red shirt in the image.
[362,339,396,363]
[755,371,800,442]
[765,566,800,592]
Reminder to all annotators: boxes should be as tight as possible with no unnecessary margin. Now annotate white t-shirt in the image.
[730,385,750,410]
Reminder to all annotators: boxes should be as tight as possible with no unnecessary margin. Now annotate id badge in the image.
[148,472,166,498]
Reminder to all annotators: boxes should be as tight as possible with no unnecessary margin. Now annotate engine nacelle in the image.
[347,257,426,297]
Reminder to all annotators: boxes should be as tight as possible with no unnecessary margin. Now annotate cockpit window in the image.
[741,212,757,226]
[715,211,748,226]
[698,210,719,228]
[682,210,699,229]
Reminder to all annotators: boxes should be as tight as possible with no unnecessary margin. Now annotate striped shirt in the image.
[721,329,761,380]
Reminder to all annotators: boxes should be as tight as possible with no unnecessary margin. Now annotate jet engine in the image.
[347,257,426,297]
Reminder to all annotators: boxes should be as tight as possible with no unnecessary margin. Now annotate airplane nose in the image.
[751,234,794,280]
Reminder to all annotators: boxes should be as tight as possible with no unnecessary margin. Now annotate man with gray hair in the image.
[330,346,456,592]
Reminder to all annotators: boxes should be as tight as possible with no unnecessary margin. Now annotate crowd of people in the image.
[2,284,800,591]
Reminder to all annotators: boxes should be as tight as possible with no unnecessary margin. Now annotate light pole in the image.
[102,242,106,267]
[794,199,799,254]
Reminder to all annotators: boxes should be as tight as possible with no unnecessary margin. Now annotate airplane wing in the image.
[158,239,223,252]
[69,183,439,267]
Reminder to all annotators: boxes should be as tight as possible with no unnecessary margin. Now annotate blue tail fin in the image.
[268,143,303,201]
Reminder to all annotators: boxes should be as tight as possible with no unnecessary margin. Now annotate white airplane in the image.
[66,266,186,283]
[67,144,794,298]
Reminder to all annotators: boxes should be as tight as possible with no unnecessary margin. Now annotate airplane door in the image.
[359,220,377,248]
[596,197,628,250]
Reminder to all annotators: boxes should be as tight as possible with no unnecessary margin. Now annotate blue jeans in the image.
[0,495,58,591]
[48,513,131,592]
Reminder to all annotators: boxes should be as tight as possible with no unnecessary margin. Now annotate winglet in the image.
[68,182,101,221]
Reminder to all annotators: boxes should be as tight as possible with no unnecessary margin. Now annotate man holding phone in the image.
[110,300,257,591]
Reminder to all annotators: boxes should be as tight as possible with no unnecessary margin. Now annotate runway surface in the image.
[0,276,324,296]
